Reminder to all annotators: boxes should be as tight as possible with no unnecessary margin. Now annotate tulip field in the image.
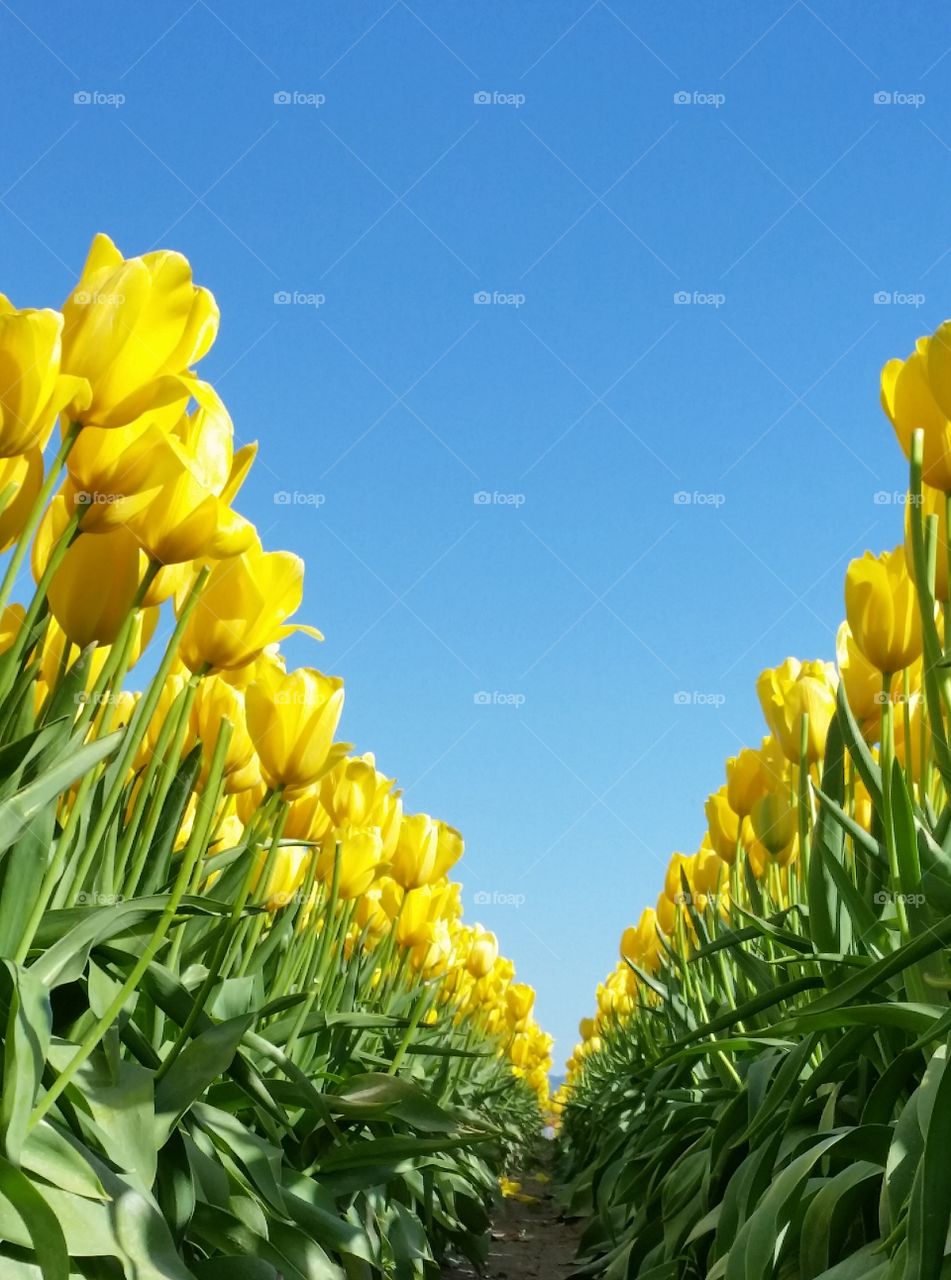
[556,328,951,1277]
[0,235,552,1278]
[7,231,951,1280]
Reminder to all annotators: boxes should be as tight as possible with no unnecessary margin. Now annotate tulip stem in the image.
[30,715,232,1129]
[879,671,908,941]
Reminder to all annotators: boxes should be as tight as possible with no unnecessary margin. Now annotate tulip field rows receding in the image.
[555,327,951,1278]
[0,234,552,1279]
[7,232,951,1280]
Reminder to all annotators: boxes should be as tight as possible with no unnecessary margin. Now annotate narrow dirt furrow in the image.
[442,1174,580,1280]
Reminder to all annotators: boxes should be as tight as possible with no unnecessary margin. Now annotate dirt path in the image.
[442,1173,581,1280]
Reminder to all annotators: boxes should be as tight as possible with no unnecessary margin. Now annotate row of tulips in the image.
[0,234,550,1279]
[556,321,951,1279]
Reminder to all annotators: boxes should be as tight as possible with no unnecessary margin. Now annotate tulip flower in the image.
[845,547,923,675]
[389,813,463,890]
[316,826,384,899]
[254,845,311,911]
[726,744,771,817]
[466,927,499,979]
[705,788,741,862]
[245,664,345,794]
[836,620,886,730]
[882,332,951,491]
[0,299,89,456]
[190,676,256,789]
[0,450,42,551]
[179,542,323,673]
[750,790,797,859]
[757,658,837,763]
[60,233,218,430]
[47,525,143,648]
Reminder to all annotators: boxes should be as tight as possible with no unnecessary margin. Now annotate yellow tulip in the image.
[466,928,499,979]
[190,676,255,788]
[255,845,312,911]
[836,619,885,730]
[179,542,322,673]
[397,884,440,948]
[0,450,42,551]
[47,525,143,648]
[316,825,383,899]
[845,548,923,676]
[750,791,797,859]
[506,983,535,1028]
[663,851,693,902]
[655,891,676,935]
[757,658,837,763]
[0,299,88,455]
[389,813,463,890]
[319,754,403,858]
[726,745,770,817]
[705,787,741,862]
[881,333,951,490]
[245,665,345,794]
[60,233,218,429]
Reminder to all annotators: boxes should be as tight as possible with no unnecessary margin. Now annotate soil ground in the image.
[441,1172,581,1280]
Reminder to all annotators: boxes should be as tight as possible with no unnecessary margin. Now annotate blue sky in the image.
[3,1,950,1059]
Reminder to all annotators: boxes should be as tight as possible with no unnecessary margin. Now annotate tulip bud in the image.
[60,233,218,430]
[757,658,837,763]
[0,300,89,456]
[48,526,143,648]
[246,665,345,795]
[179,543,322,673]
[845,547,923,676]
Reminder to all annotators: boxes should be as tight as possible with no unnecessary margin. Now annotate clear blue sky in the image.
[4,1,949,1060]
